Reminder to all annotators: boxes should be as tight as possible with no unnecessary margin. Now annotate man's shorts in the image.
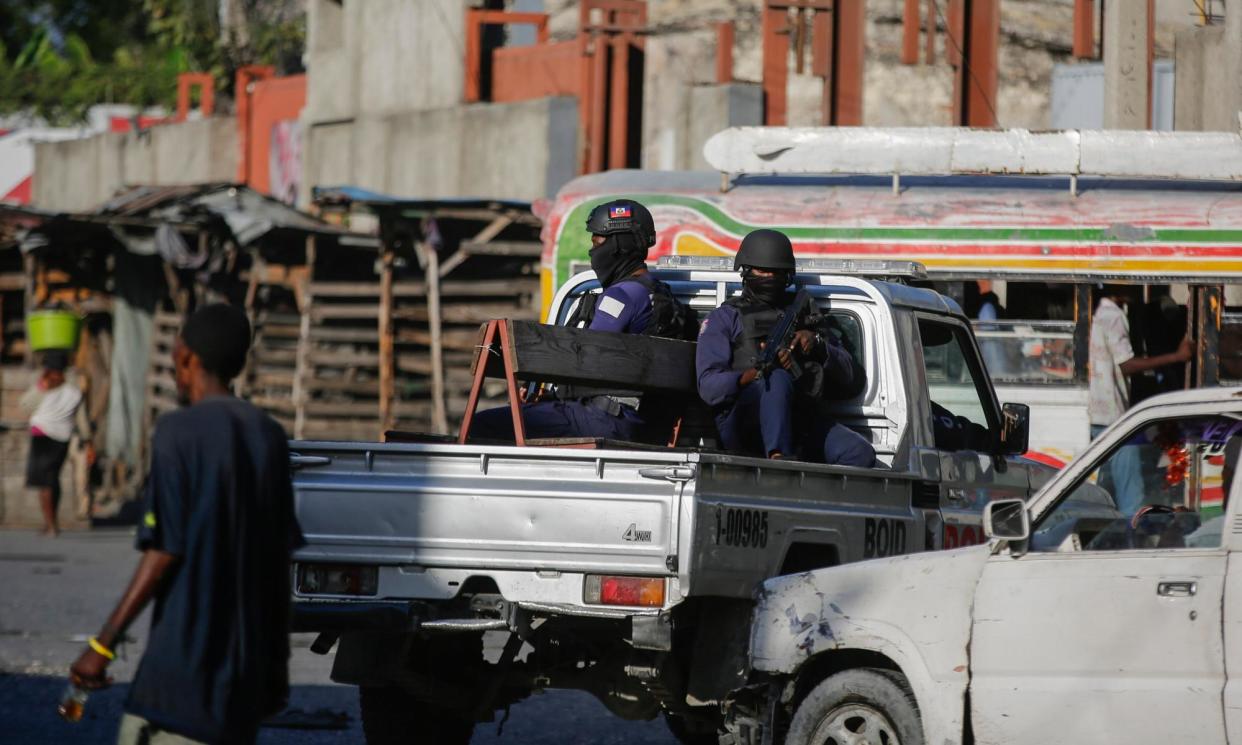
[117,714,209,745]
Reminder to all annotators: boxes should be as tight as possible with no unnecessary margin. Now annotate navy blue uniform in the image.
[696,301,875,466]
[471,278,655,442]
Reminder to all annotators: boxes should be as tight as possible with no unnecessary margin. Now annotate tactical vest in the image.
[557,277,657,408]
[725,295,790,372]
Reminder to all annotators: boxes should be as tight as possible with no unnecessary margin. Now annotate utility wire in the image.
[930,0,1000,125]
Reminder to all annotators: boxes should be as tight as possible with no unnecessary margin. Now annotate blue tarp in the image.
[311,186,532,213]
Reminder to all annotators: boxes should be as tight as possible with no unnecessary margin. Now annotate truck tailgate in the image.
[291,441,692,577]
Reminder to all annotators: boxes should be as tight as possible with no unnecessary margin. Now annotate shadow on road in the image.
[0,673,362,744]
[1,674,680,744]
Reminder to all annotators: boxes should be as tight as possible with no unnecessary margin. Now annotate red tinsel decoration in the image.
[1164,444,1190,487]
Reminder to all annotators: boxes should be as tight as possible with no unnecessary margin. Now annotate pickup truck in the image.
[731,385,1242,745]
[288,256,1050,744]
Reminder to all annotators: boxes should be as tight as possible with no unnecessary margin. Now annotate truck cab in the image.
[738,386,1242,745]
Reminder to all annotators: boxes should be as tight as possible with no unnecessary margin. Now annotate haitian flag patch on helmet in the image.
[610,205,632,219]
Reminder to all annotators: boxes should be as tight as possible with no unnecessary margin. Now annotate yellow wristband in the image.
[88,636,115,661]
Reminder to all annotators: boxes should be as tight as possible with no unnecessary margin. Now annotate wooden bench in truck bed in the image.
[456,319,709,447]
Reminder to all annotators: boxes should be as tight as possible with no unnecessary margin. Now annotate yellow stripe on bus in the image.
[672,234,1242,274]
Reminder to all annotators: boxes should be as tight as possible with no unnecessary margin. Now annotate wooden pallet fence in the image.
[389,268,540,436]
[292,280,387,441]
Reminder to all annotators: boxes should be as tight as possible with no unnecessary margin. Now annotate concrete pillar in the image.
[1174,26,1210,131]
[688,83,762,170]
[1228,0,1242,130]
[1103,0,1150,129]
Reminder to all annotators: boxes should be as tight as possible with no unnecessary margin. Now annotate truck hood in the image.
[750,544,993,677]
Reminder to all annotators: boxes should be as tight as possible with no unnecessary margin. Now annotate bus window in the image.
[1222,310,1242,383]
[930,280,1078,385]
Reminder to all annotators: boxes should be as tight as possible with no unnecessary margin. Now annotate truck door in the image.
[970,408,1232,745]
[915,317,1029,550]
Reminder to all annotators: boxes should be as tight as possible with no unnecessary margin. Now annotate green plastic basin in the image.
[27,310,82,351]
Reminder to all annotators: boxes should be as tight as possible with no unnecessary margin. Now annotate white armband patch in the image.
[598,295,627,318]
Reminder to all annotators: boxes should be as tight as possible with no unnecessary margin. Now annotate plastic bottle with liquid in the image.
[58,683,88,722]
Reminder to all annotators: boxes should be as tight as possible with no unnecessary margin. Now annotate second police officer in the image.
[695,229,876,466]
[471,199,687,442]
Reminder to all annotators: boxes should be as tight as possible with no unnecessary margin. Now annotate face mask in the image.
[589,233,644,288]
[742,271,790,306]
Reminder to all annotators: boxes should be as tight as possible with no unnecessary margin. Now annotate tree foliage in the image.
[0,1,305,125]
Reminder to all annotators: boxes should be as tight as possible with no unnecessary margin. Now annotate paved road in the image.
[0,528,679,744]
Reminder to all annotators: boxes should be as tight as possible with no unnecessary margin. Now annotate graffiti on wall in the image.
[268,120,303,205]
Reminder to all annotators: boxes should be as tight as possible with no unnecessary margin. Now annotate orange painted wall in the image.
[243,74,306,201]
[492,41,581,103]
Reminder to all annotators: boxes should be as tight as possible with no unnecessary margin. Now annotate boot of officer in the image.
[470,199,667,443]
[695,229,876,466]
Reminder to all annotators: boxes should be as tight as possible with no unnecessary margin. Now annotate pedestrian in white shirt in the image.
[1088,286,1191,514]
[20,350,88,536]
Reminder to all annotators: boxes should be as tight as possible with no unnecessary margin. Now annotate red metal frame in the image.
[762,0,863,126]
[833,0,865,125]
[175,73,214,121]
[925,0,937,64]
[234,65,276,184]
[461,1,645,174]
[457,319,527,446]
[716,22,735,84]
[951,0,998,128]
[579,0,646,173]
[608,32,631,169]
[1073,0,1095,59]
[761,2,791,125]
[464,9,551,103]
[901,0,921,64]
[946,0,963,67]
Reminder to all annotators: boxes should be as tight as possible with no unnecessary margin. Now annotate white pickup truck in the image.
[732,386,1242,745]
[290,257,1051,744]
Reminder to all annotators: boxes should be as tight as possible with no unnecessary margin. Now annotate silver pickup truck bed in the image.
[291,440,923,617]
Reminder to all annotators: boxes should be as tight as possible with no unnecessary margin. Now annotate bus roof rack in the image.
[703,127,1242,187]
[657,255,928,280]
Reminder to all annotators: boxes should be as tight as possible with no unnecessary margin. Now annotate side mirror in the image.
[999,402,1030,456]
[983,498,1030,542]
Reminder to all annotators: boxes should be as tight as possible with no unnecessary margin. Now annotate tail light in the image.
[296,563,379,596]
[584,575,665,607]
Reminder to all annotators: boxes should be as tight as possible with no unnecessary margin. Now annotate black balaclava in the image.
[589,232,646,288]
[741,268,792,307]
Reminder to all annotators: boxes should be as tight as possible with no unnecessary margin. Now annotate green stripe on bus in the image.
[554,194,1242,289]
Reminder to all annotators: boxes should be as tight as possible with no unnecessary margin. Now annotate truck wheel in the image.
[664,711,722,745]
[359,686,475,745]
[786,669,922,745]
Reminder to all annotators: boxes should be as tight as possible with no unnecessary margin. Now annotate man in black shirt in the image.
[69,303,302,745]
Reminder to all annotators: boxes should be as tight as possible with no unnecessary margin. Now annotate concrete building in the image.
[28,0,1242,215]
[300,0,579,203]
[33,118,238,213]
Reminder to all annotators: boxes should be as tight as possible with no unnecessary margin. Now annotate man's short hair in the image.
[1095,283,1139,304]
[180,303,252,382]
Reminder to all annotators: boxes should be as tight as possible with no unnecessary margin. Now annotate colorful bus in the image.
[537,128,1242,508]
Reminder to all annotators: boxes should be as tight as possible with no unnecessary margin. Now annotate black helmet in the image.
[586,199,656,248]
[734,229,796,271]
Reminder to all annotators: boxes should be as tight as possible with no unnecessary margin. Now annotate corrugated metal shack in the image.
[0,185,370,525]
[0,185,543,526]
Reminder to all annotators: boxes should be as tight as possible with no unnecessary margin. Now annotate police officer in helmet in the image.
[470,198,674,442]
[696,229,876,466]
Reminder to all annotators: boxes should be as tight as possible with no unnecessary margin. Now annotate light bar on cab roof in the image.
[656,255,928,280]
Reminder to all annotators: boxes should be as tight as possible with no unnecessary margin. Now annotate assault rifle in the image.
[757,289,823,381]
